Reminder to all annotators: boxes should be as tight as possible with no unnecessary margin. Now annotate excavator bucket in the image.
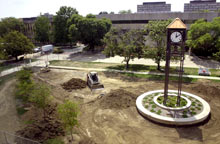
[87,72,104,90]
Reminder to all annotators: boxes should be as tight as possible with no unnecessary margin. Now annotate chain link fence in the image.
[0,131,40,144]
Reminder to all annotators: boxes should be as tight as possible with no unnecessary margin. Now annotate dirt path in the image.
[37,69,220,144]
[0,79,22,134]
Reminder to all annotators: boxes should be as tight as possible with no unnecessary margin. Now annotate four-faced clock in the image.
[170,31,182,43]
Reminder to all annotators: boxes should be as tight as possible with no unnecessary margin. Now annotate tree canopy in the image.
[68,15,112,51]
[144,20,171,70]
[187,17,220,59]
[103,28,145,69]
[58,101,79,141]
[118,10,132,14]
[34,16,51,43]
[3,31,34,60]
[53,6,78,44]
[0,17,24,37]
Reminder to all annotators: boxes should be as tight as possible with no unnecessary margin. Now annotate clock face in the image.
[170,31,182,43]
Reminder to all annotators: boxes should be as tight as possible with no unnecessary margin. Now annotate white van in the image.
[42,45,53,53]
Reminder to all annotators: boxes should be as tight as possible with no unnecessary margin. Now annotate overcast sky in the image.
[0,0,220,19]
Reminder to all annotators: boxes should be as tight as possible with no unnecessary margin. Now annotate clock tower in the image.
[163,18,187,106]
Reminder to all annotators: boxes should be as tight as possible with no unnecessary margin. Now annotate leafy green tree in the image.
[3,31,34,60]
[53,6,78,44]
[99,11,108,15]
[57,101,79,141]
[78,17,112,51]
[186,19,215,57]
[86,14,96,19]
[34,16,50,43]
[118,9,132,14]
[68,14,112,51]
[0,17,24,37]
[29,83,51,118]
[15,69,34,102]
[144,20,171,71]
[103,28,145,69]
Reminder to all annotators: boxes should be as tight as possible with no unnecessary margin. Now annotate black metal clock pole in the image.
[163,18,187,106]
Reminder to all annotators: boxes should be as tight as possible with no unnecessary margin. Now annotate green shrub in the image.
[150,109,155,113]
[183,114,188,118]
[157,96,187,108]
[156,110,161,115]
[53,48,64,54]
[152,104,157,108]
[144,105,149,108]
[16,107,28,115]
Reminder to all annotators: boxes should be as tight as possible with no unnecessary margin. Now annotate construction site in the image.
[0,68,220,144]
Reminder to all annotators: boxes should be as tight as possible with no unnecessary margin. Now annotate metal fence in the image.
[0,131,40,144]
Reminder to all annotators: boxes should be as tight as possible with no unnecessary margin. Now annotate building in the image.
[21,13,53,41]
[184,0,220,12]
[137,2,171,13]
[97,12,220,30]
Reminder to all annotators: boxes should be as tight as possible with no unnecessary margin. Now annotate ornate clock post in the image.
[163,18,187,106]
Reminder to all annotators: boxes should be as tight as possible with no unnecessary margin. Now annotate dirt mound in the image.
[16,105,65,143]
[99,89,137,109]
[61,78,87,91]
[190,83,220,99]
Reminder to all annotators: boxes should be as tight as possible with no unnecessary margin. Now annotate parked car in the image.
[33,47,41,53]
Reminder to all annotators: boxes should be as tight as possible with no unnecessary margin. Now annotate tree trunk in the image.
[71,128,74,141]
[125,59,130,70]
[15,56,18,61]
[157,60,161,71]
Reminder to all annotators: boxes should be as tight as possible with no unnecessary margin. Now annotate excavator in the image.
[87,72,104,90]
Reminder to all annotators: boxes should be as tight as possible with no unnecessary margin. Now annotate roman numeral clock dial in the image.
[170,31,182,43]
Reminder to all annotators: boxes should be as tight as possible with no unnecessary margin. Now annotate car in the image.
[33,47,41,53]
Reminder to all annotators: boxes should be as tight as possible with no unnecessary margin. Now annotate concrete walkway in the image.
[0,60,46,77]
[48,65,220,81]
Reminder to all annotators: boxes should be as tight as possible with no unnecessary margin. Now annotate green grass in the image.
[0,73,16,88]
[49,60,220,82]
[0,62,14,72]
[122,73,197,83]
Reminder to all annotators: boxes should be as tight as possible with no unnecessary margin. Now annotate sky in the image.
[0,0,219,19]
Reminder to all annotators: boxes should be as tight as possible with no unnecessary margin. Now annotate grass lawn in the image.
[121,72,198,83]
[50,60,220,77]
[0,73,16,89]
[0,58,38,72]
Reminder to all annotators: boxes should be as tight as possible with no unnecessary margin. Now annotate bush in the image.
[53,48,64,54]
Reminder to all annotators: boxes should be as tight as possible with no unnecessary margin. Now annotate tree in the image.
[99,11,108,15]
[29,83,51,118]
[0,17,24,37]
[187,17,220,59]
[144,20,171,71]
[53,6,78,44]
[15,69,34,102]
[118,9,132,14]
[103,28,145,69]
[34,16,50,43]
[86,14,96,18]
[57,101,79,142]
[68,15,112,51]
[3,31,34,60]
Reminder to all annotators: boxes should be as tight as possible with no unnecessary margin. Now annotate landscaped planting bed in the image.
[142,92,203,118]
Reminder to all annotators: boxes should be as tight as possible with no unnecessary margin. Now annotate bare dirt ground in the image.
[0,79,23,139]
[1,69,220,144]
[34,69,220,144]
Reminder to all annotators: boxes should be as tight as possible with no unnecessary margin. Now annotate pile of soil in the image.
[99,89,137,109]
[16,105,65,143]
[61,78,87,91]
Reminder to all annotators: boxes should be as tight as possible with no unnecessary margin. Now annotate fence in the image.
[0,131,40,144]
